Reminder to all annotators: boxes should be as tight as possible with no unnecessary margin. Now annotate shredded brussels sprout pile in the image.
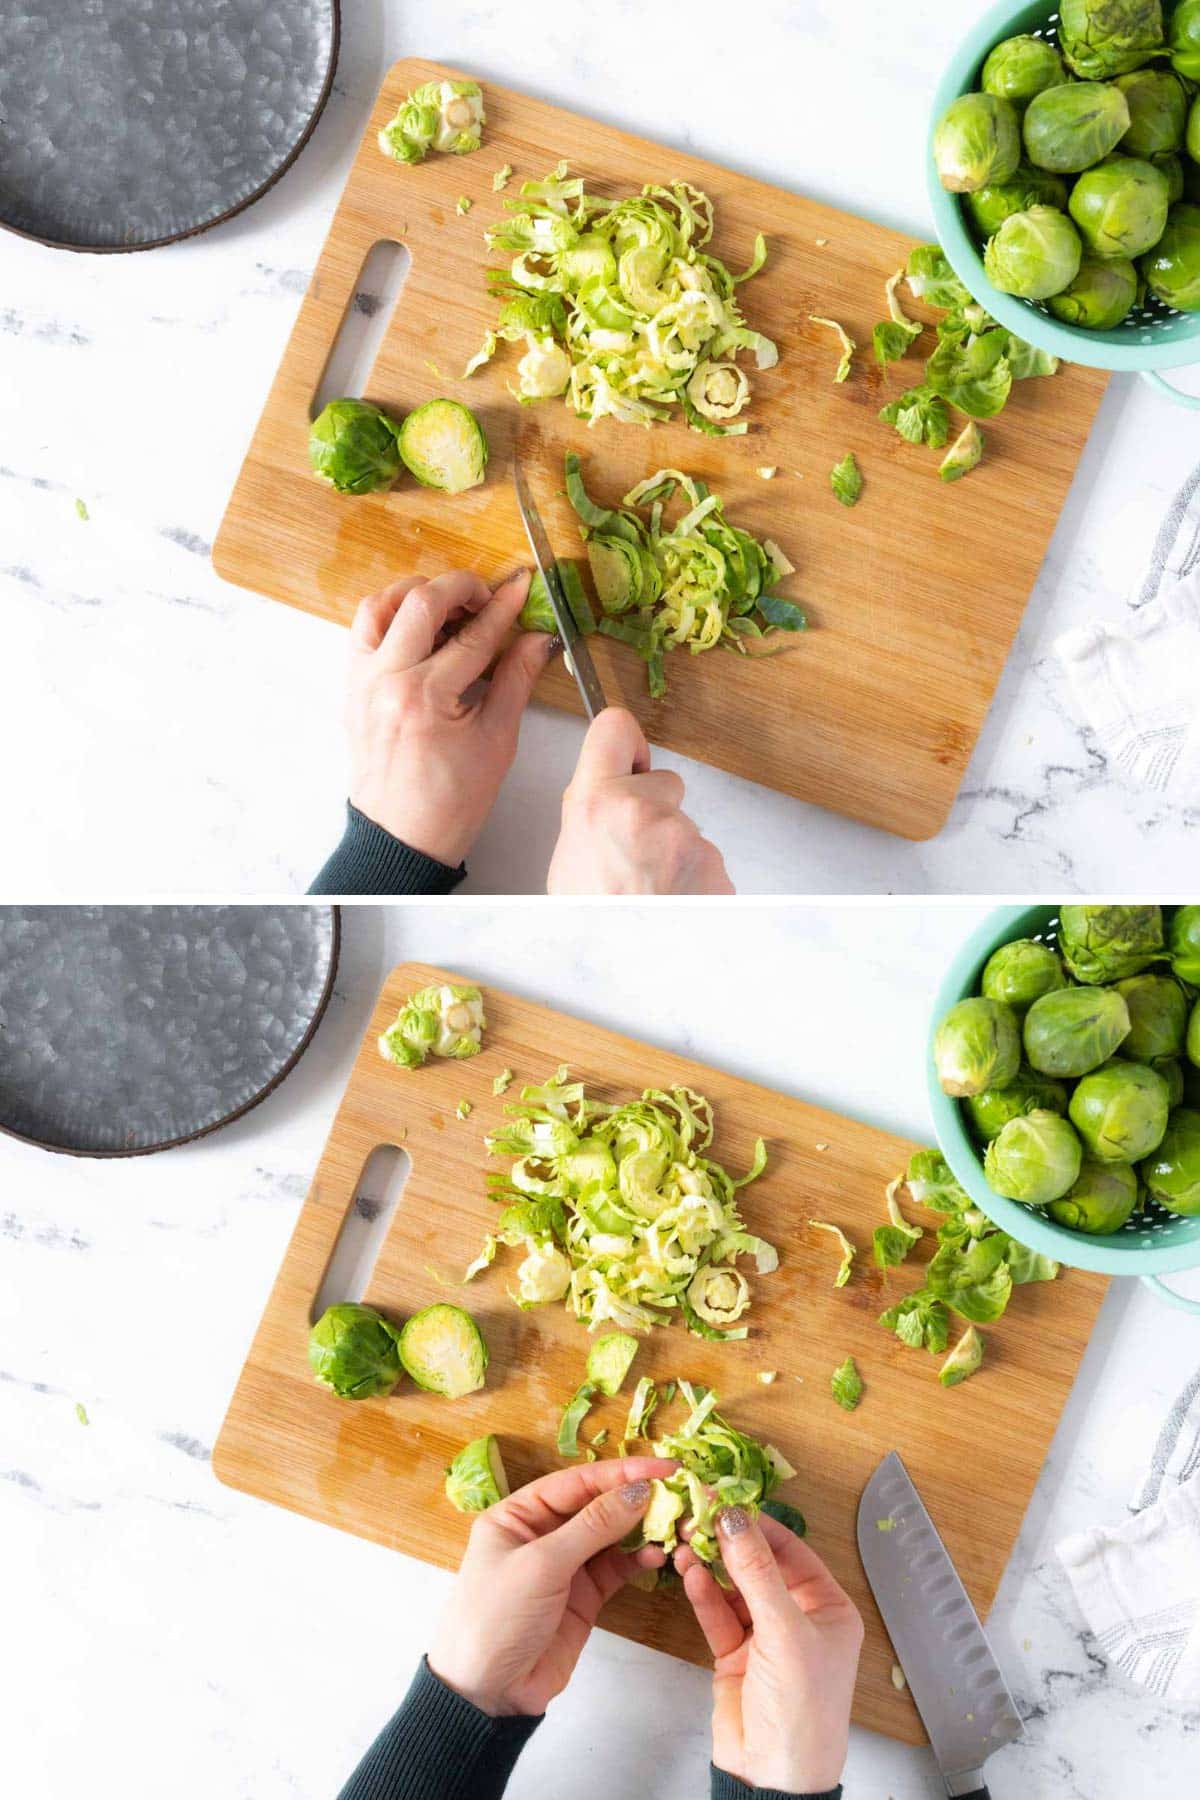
[466,163,777,431]
[469,1068,777,1336]
[557,452,804,698]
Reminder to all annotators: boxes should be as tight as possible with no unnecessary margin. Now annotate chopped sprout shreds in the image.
[876,1516,897,1531]
[75,1401,89,1425]
[885,269,921,334]
[493,163,513,192]
[623,1375,659,1441]
[809,315,856,383]
[809,1219,856,1288]
[379,983,486,1068]
[456,1098,473,1120]
[482,1068,777,1336]
[891,1664,907,1691]
[493,1067,514,1095]
[757,466,778,480]
[456,195,473,216]
[558,452,803,699]
[632,1380,794,1578]
[557,1382,596,1457]
[831,1356,863,1411]
[378,79,485,165]
[462,1236,497,1281]
[482,166,776,433]
[462,330,498,379]
[757,1369,778,1385]
[74,498,89,522]
[830,453,862,508]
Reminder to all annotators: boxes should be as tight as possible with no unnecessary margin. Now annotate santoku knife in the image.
[513,459,607,721]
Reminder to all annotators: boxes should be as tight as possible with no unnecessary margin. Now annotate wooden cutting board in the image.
[211,58,1109,843]
[213,963,1109,1744]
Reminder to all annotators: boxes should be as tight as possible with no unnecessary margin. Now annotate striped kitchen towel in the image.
[1056,1370,1200,1705]
[1055,458,1200,795]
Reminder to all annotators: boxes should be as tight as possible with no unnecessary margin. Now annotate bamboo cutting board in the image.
[214,964,1109,1744]
[211,59,1109,843]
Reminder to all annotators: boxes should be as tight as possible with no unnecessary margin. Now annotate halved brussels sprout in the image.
[1115,68,1189,157]
[1169,906,1200,983]
[939,420,984,483]
[1024,986,1131,1077]
[984,205,1083,299]
[982,36,1065,108]
[983,1108,1083,1203]
[308,1302,403,1399]
[1068,155,1170,257]
[1058,0,1165,81]
[397,1303,489,1397]
[938,1324,984,1387]
[1141,1107,1200,1215]
[1059,904,1164,982]
[966,164,1069,237]
[1046,1156,1139,1233]
[1141,203,1200,310]
[982,939,1067,1013]
[934,997,1022,1097]
[586,1331,639,1396]
[445,1435,510,1512]
[397,399,488,494]
[1023,82,1131,173]
[934,93,1021,192]
[1047,254,1140,329]
[309,398,403,496]
[1068,1058,1170,1161]
[518,560,596,636]
[966,1066,1069,1142]
[1114,973,1188,1062]
[1169,0,1200,79]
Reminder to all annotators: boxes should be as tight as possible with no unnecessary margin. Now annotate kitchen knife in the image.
[857,1451,1024,1799]
[512,460,607,721]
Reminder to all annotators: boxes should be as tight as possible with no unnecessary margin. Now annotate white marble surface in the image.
[6,902,1200,1799]
[3,1,1200,895]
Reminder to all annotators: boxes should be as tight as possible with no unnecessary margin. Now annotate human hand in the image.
[346,569,551,868]
[547,707,734,895]
[677,1509,863,1794]
[429,1456,676,1718]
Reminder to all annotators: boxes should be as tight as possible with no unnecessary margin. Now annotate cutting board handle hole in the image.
[311,239,412,421]
[310,1142,411,1323]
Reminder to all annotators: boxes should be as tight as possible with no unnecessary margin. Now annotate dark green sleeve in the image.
[336,1659,541,1800]
[711,1768,843,1800]
[309,803,467,896]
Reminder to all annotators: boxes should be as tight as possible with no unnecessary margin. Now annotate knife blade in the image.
[512,460,607,721]
[857,1451,1024,1799]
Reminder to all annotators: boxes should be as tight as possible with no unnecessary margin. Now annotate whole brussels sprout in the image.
[308,1303,403,1399]
[1046,1156,1139,1233]
[981,939,1068,1012]
[1114,972,1188,1061]
[934,92,1022,192]
[1058,904,1164,982]
[1114,68,1189,157]
[1068,155,1170,257]
[1189,95,1200,164]
[1154,1057,1186,1108]
[984,1107,1083,1203]
[1024,985,1132,1077]
[1141,1106,1200,1214]
[1047,253,1140,328]
[934,997,1022,1096]
[309,398,403,495]
[984,205,1083,299]
[1068,1058,1170,1161]
[1142,203,1200,310]
[1170,0,1200,80]
[966,1066,1070,1142]
[1168,906,1200,983]
[1160,155,1186,206]
[966,165,1070,237]
[1024,82,1132,173]
[1188,997,1200,1069]
[981,36,1066,108]
[1058,0,1165,81]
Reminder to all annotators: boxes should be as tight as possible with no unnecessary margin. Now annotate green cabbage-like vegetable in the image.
[934,997,1022,1097]
[482,165,776,432]
[982,939,1067,1013]
[1046,1156,1139,1233]
[480,1070,777,1335]
[1059,904,1164,983]
[1114,68,1189,156]
[396,399,488,494]
[831,1356,863,1411]
[982,36,1065,108]
[1115,973,1188,1062]
[1141,203,1200,310]
[939,420,984,483]
[378,983,486,1068]
[1023,82,1132,173]
[1170,0,1200,77]
[1058,0,1164,80]
[308,1302,403,1399]
[984,205,1083,299]
[1170,907,1200,983]
[830,452,863,507]
[309,399,403,495]
[398,1303,489,1397]
[966,1066,1069,1142]
[1068,1058,1170,1161]
[984,1107,1083,1203]
[1141,1107,1200,1215]
[1024,985,1131,1077]
[1069,155,1170,257]
[1047,253,1140,329]
[586,1331,639,1395]
[939,1324,984,1387]
[445,1435,510,1511]
[378,79,485,164]
[966,164,1070,237]
[809,1219,856,1287]
[933,93,1022,192]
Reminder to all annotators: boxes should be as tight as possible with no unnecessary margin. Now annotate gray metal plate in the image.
[0,1,339,251]
[0,906,338,1154]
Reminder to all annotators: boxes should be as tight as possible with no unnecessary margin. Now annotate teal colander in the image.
[928,0,1200,410]
[928,906,1200,1315]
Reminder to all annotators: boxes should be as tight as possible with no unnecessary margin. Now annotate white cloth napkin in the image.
[1056,1370,1200,1705]
[1054,460,1200,794]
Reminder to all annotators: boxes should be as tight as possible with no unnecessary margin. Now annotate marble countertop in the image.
[3,0,1199,895]
[6,902,1200,1797]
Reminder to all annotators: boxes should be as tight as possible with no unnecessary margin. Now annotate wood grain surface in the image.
[212,58,1108,842]
[213,963,1109,1745]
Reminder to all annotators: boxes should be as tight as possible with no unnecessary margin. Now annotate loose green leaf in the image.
[493,1067,514,1095]
[830,452,863,507]
[831,1356,863,1411]
[873,319,923,369]
[809,314,856,382]
[879,385,950,449]
[809,1219,856,1287]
